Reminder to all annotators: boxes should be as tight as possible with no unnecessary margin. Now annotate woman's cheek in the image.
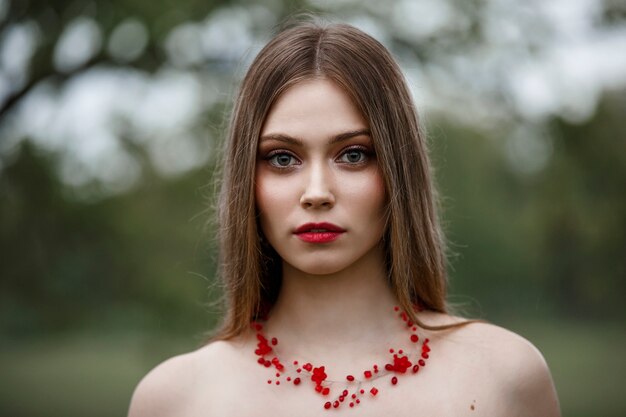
[255,171,294,236]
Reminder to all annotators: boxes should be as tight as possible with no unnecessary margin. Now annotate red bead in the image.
[356,399,360,404]
[293,377,301,385]
[422,352,429,359]
[391,355,412,373]
[418,359,426,366]
[264,360,271,367]
[352,394,357,399]
[333,401,339,408]
[389,348,394,353]
[385,364,394,371]
[339,396,345,402]
[411,334,419,343]
[296,368,302,373]
[391,376,398,385]
[360,389,365,394]
[254,334,272,356]
[257,358,265,364]
[271,337,278,345]
[346,375,355,381]
[350,402,354,407]
[373,364,378,370]
[324,402,331,409]
[394,306,400,311]
[412,326,417,331]
[370,387,378,396]
[303,363,313,372]
[364,370,372,379]
[267,380,271,384]
[276,381,280,385]
[287,377,291,381]
[399,349,403,354]
[293,360,298,365]
[412,364,420,373]
[315,385,322,392]
[322,387,330,395]
[312,366,328,384]
[342,389,348,397]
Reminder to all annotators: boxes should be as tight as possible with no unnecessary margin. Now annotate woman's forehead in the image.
[260,78,369,141]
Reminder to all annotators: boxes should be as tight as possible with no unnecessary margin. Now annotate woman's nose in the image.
[299,162,335,209]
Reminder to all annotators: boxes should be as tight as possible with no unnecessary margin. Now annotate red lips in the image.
[294,222,346,243]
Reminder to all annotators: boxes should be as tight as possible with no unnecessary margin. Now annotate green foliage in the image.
[429,91,626,321]
[537,92,626,318]
[0,142,219,336]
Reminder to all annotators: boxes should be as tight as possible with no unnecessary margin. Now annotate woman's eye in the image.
[338,148,368,164]
[268,152,297,168]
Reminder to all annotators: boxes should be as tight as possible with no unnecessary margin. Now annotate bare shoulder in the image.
[127,339,244,417]
[423,313,561,416]
[445,320,550,373]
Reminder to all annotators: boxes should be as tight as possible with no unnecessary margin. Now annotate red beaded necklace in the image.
[252,306,431,410]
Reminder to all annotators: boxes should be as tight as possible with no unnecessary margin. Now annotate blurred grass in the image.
[503,318,626,417]
[0,319,624,416]
[0,329,198,417]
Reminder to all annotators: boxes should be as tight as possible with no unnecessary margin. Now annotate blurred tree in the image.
[1,0,226,118]
[432,88,626,321]
[0,141,217,336]
[537,90,626,319]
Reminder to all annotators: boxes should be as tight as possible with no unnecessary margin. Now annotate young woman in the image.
[128,21,560,416]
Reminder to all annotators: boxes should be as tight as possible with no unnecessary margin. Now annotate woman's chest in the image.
[186,360,496,417]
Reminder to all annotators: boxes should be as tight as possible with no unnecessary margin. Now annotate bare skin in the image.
[128,79,560,416]
[128,313,560,417]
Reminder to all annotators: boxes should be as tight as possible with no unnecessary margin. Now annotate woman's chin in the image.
[283,259,350,277]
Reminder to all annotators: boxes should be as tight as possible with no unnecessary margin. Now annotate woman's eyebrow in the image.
[259,133,302,146]
[259,129,371,146]
[330,129,371,145]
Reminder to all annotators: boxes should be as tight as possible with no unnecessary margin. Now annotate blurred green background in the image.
[1,0,624,416]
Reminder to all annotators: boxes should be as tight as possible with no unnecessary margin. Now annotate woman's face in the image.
[255,78,387,275]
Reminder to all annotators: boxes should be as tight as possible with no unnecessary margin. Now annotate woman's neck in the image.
[263,244,402,360]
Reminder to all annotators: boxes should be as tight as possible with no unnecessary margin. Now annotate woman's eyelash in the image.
[264,150,299,168]
[339,146,373,163]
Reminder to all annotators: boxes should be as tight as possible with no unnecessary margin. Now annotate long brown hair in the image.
[212,20,453,340]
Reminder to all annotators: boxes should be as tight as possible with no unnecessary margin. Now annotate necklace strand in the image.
[252,306,431,410]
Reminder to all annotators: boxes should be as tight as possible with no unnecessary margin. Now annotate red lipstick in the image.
[294,222,346,243]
